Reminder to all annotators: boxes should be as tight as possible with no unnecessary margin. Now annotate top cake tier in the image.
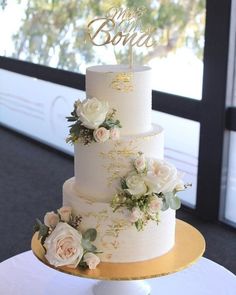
[86,65,152,135]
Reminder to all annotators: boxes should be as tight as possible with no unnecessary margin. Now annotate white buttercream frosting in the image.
[74,124,164,202]
[86,65,152,135]
[63,178,176,263]
[61,64,177,264]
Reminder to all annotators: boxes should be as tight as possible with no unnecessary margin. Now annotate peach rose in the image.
[134,154,146,173]
[146,159,181,194]
[44,222,83,268]
[129,207,143,223]
[148,197,163,213]
[58,206,72,222]
[93,127,110,142]
[44,211,59,228]
[83,252,100,269]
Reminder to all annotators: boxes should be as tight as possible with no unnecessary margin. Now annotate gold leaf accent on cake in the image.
[105,219,130,238]
[100,140,140,186]
[105,253,112,260]
[84,199,95,205]
[111,240,120,249]
[110,72,134,92]
[84,209,109,222]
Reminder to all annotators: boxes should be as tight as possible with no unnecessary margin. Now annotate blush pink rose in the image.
[93,127,110,142]
[110,128,120,140]
[134,154,146,173]
[44,222,83,268]
[146,159,181,194]
[129,207,143,223]
[148,197,163,213]
[58,206,72,222]
[83,252,100,269]
[44,211,59,228]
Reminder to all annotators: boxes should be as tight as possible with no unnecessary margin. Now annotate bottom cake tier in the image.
[63,177,176,263]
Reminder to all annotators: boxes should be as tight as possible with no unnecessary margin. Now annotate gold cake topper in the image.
[87,6,156,68]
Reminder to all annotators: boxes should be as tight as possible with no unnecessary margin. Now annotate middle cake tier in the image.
[74,124,164,202]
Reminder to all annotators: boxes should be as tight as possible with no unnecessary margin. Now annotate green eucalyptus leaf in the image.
[161,199,169,211]
[36,218,43,226]
[169,196,181,210]
[33,224,40,233]
[83,228,97,241]
[82,238,97,252]
[164,192,174,206]
[38,224,49,239]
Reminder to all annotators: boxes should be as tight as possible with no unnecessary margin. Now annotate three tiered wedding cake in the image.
[62,65,184,263]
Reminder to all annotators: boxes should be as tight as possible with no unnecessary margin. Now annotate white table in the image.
[0,251,235,295]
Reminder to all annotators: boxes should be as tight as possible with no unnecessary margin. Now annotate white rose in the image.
[110,127,120,140]
[125,173,147,196]
[44,211,59,228]
[77,97,109,129]
[175,177,185,191]
[148,196,163,213]
[44,222,83,268]
[83,252,100,270]
[93,127,110,142]
[58,206,72,222]
[146,159,181,194]
[134,154,146,173]
[129,207,143,223]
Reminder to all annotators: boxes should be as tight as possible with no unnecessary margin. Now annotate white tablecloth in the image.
[0,251,235,295]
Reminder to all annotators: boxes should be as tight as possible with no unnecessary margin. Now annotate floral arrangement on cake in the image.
[66,97,122,145]
[34,206,101,269]
[111,153,189,231]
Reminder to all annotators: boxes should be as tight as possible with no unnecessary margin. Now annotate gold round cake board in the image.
[31,219,205,281]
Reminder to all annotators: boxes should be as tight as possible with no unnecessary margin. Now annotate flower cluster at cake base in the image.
[111,153,190,231]
[66,97,122,145]
[34,206,101,269]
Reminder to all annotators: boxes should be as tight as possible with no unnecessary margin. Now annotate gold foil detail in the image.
[110,72,134,92]
[100,140,139,186]
[105,253,112,260]
[99,129,163,186]
[84,209,109,223]
[105,220,130,238]
[84,199,95,205]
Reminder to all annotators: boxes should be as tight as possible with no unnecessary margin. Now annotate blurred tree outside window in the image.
[0,0,206,99]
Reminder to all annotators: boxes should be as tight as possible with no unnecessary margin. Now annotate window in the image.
[225,132,236,225]
[0,68,82,154]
